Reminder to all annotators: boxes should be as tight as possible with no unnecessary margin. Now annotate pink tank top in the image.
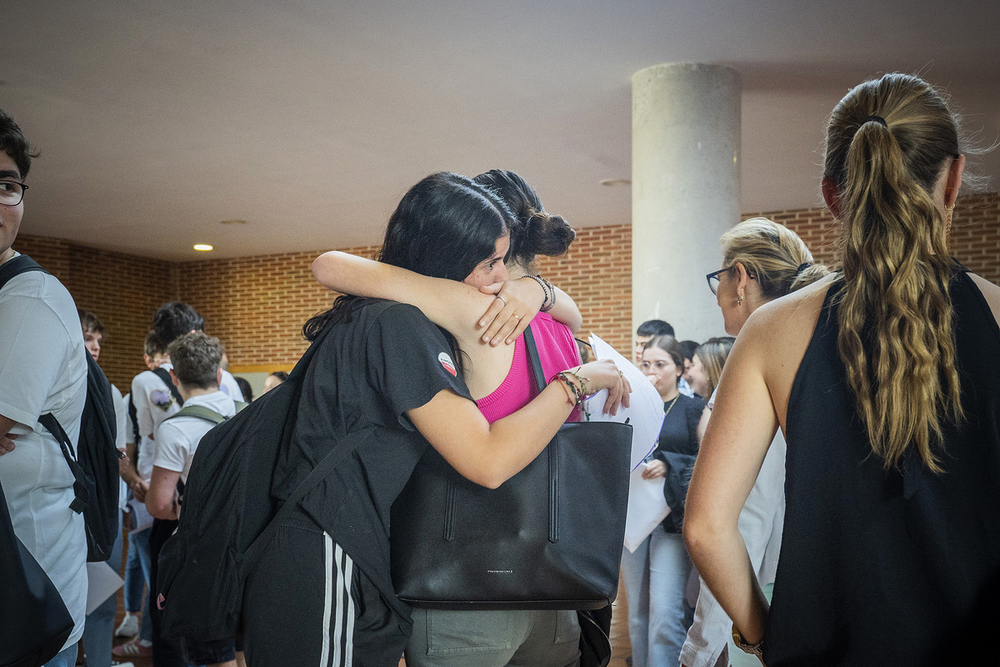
[475,312,582,423]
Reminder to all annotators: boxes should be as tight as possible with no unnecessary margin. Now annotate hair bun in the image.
[524,210,575,258]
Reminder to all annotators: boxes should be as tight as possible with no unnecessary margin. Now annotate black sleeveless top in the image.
[764,266,1000,666]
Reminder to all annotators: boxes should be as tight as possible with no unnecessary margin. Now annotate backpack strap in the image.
[127,394,141,448]
[165,405,228,425]
[152,366,184,407]
[240,430,370,571]
[0,254,48,290]
[239,318,363,571]
[37,410,89,514]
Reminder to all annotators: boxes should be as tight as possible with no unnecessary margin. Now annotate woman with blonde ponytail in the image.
[684,73,1000,666]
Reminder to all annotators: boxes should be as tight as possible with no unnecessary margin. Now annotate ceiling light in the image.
[193,244,214,252]
[599,178,631,187]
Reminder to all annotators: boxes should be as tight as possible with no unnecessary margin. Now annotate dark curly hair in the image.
[0,108,38,178]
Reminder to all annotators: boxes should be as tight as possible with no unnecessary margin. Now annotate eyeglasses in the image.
[706,267,730,295]
[706,265,755,295]
[0,180,28,207]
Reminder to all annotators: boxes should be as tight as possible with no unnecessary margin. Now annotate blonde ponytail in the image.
[826,73,965,472]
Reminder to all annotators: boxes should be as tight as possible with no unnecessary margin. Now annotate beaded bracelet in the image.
[525,274,556,312]
[554,371,583,405]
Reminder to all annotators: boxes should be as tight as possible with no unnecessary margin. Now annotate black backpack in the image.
[158,319,368,641]
[0,254,122,563]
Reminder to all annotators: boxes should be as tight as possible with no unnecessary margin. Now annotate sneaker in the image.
[113,638,153,657]
[115,613,139,638]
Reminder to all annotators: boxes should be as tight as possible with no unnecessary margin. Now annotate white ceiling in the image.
[3,0,999,261]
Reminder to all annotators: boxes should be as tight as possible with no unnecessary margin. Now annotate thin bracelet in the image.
[564,367,589,398]
[554,371,583,405]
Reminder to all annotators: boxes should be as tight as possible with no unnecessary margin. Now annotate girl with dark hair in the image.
[243,172,629,667]
[311,170,605,666]
[625,335,709,667]
[685,74,1000,666]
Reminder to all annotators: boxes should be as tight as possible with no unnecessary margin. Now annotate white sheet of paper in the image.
[584,333,664,471]
[86,561,124,615]
[623,465,671,552]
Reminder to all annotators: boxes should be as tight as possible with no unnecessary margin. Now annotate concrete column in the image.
[631,63,740,345]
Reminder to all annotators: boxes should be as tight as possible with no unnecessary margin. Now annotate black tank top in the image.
[764,266,1000,667]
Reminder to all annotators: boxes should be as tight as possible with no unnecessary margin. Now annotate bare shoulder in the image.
[737,273,837,427]
[966,273,1000,326]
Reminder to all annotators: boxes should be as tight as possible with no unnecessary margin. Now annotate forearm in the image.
[481,382,576,484]
[547,286,582,333]
[146,467,180,520]
[312,251,489,339]
[684,518,768,643]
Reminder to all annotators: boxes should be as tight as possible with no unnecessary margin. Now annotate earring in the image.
[737,293,744,306]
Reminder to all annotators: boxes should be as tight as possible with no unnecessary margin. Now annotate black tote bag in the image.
[390,326,632,610]
[0,480,74,667]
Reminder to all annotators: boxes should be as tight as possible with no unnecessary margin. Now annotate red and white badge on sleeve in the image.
[438,352,457,377]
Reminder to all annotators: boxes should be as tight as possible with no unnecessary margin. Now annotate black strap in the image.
[523,326,548,395]
[239,315,357,570]
[0,254,47,291]
[127,394,141,448]
[240,431,369,572]
[37,412,89,514]
[152,367,184,407]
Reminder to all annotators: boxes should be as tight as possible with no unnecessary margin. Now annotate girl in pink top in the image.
[312,170,597,667]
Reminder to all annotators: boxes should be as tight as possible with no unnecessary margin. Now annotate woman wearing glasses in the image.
[681,218,826,667]
[685,73,1000,665]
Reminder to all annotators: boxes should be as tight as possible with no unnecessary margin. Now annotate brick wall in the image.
[744,191,1000,284]
[13,192,998,386]
[13,235,175,390]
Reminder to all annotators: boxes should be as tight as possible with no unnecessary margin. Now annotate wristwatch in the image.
[732,624,764,658]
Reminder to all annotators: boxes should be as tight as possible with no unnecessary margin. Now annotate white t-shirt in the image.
[0,255,89,651]
[219,369,243,403]
[132,364,181,482]
[153,390,236,483]
[112,385,128,509]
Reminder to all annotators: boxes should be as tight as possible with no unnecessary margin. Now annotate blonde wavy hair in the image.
[825,73,965,473]
[721,217,830,298]
[694,337,735,398]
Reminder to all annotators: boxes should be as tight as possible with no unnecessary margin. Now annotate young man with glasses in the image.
[0,109,90,667]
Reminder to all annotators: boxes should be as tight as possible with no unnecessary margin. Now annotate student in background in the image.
[686,337,734,401]
[262,371,288,394]
[78,310,132,667]
[146,331,240,667]
[634,319,674,364]
[114,331,166,659]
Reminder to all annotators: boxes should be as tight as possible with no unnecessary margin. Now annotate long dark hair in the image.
[473,169,575,269]
[303,172,512,342]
